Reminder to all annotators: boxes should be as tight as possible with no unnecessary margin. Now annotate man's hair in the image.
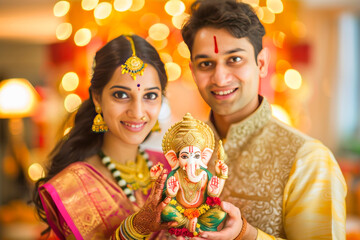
[181,0,266,59]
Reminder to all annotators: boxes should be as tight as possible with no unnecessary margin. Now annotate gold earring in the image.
[151,120,161,132]
[92,106,108,133]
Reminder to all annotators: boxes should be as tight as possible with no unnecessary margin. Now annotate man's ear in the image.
[257,47,270,79]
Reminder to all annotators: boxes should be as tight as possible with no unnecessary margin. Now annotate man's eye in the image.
[113,91,128,99]
[229,56,241,63]
[144,92,158,100]
[199,61,212,68]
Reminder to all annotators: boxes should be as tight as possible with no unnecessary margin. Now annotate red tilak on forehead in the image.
[213,35,218,54]
[189,146,193,153]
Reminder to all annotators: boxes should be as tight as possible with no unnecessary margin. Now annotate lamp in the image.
[0,78,39,119]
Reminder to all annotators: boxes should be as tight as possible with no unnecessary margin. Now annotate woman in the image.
[33,34,176,239]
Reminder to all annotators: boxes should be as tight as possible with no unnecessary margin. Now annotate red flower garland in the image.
[206,196,221,206]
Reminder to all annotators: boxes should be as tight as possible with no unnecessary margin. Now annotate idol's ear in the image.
[257,47,270,79]
[200,148,214,168]
[165,150,179,170]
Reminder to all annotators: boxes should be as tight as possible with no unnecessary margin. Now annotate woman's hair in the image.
[32,34,167,234]
[181,0,266,60]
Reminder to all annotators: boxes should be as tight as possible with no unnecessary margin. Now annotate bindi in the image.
[213,35,218,54]
[137,83,140,91]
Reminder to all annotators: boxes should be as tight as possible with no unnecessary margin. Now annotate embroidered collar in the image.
[208,96,272,157]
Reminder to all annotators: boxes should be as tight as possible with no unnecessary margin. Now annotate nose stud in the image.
[141,116,146,121]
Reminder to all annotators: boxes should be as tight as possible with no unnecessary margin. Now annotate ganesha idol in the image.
[150,113,228,238]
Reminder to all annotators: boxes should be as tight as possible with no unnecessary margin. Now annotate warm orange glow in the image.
[61,72,79,92]
[291,21,307,38]
[129,0,145,12]
[270,73,287,92]
[284,69,302,89]
[272,31,286,48]
[165,0,185,17]
[114,0,132,12]
[242,0,259,6]
[165,62,182,81]
[81,0,99,11]
[74,28,92,46]
[146,37,168,50]
[276,59,291,74]
[140,13,160,30]
[148,23,170,41]
[0,78,39,118]
[64,93,82,113]
[56,22,72,40]
[53,1,70,17]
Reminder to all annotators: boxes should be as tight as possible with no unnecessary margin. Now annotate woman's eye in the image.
[113,91,128,99]
[144,92,158,100]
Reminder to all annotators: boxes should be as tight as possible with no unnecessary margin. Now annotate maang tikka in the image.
[121,35,147,80]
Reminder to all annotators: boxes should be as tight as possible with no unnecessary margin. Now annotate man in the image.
[181,0,347,239]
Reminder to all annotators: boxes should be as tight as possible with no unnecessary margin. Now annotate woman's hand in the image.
[193,201,242,240]
[132,168,177,234]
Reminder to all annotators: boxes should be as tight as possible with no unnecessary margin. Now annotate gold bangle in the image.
[234,216,247,240]
[126,213,150,239]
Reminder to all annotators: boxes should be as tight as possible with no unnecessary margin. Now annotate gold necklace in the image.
[99,148,153,202]
[178,169,202,203]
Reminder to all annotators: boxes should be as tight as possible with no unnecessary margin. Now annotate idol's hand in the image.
[166,176,179,197]
[192,201,242,240]
[215,160,228,179]
[133,168,177,234]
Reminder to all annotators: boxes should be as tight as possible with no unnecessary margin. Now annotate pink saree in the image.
[38,150,170,240]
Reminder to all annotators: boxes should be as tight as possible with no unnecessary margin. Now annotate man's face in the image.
[190,27,268,116]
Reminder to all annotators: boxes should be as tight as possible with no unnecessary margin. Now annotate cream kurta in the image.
[207,96,347,240]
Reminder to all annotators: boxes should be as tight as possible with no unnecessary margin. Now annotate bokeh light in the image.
[177,41,190,59]
[148,23,170,41]
[261,7,275,24]
[140,13,160,30]
[284,69,302,89]
[56,23,72,40]
[74,28,92,46]
[81,0,99,11]
[272,31,286,48]
[172,13,189,29]
[291,21,307,38]
[276,59,291,74]
[61,72,79,92]
[271,104,292,125]
[64,93,82,113]
[165,62,182,81]
[267,0,284,14]
[165,0,185,17]
[94,2,112,19]
[114,0,132,12]
[129,0,145,12]
[159,52,173,63]
[53,1,70,17]
[28,163,45,182]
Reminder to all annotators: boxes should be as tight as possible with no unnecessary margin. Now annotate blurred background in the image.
[0,0,359,239]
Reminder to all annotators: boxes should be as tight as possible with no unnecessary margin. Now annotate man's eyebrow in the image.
[110,85,131,90]
[193,48,246,60]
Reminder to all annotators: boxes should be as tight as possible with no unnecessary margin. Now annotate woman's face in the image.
[94,64,162,146]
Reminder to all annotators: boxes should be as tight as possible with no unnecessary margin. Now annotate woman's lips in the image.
[121,121,147,132]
